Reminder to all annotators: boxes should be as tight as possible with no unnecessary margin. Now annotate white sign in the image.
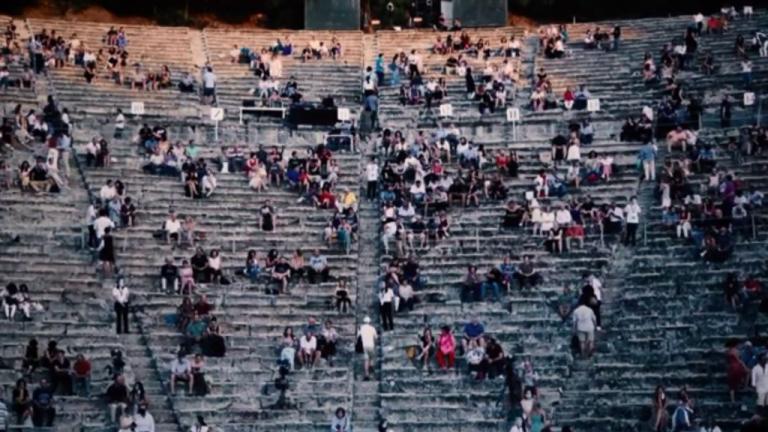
[587,99,601,112]
[506,107,520,122]
[131,101,145,116]
[744,92,756,106]
[439,103,453,117]
[210,107,225,121]
[337,107,351,121]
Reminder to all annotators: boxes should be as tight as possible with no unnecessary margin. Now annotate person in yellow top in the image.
[338,187,358,212]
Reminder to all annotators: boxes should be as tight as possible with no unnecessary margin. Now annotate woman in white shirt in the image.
[207,249,222,284]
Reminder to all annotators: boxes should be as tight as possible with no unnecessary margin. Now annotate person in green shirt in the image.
[185,140,199,160]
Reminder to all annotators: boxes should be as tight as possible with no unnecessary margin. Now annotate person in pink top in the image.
[179,259,195,295]
[436,326,456,370]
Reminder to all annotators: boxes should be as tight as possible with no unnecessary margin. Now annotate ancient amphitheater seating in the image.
[1,10,768,432]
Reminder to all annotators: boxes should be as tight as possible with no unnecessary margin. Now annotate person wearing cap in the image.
[358,317,377,380]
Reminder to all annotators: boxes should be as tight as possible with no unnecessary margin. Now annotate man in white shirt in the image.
[584,272,603,330]
[114,109,126,139]
[133,403,155,432]
[752,354,768,407]
[624,196,641,247]
[365,157,379,200]
[381,220,398,255]
[298,331,319,369]
[693,13,705,34]
[93,209,115,240]
[554,204,572,229]
[229,44,240,63]
[100,180,116,205]
[572,303,597,358]
[202,66,216,105]
[164,212,182,246]
[358,316,377,380]
[170,353,192,395]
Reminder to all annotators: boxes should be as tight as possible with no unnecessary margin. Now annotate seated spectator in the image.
[330,407,350,432]
[335,279,352,313]
[71,354,91,397]
[320,320,338,365]
[271,256,291,294]
[436,326,456,371]
[462,317,485,352]
[169,352,192,395]
[514,255,542,288]
[133,402,154,432]
[160,258,179,293]
[106,374,129,423]
[298,330,320,370]
[11,378,31,425]
[22,339,39,375]
[30,379,55,427]
[163,212,182,247]
[308,249,330,284]
[244,250,261,282]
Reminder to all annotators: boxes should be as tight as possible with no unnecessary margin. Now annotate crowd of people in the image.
[4,6,768,432]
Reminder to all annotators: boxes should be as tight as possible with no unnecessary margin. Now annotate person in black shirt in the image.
[31,379,55,427]
[106,374,129,423]
[272,257,291,294]
[484,337,505,378]
[50,350,72,395]
[29,157,51,193]
[408,216,427,250]
[160,258,179,293]
[190,247,209,283]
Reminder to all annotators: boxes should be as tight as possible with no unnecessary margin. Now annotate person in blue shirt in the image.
[462,317,485,352]
[374,53,385,85]
[637,141,657,182]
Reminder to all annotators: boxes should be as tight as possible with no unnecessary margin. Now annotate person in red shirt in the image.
[72,354,91,397]
[495,151,510,174]
[194,294,214,317]
[316,187,336,209]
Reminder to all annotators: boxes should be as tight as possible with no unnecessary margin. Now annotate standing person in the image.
[638,141,657,182]
[727,342,749,403]
[358,317,377,381]
[201,66,216,105]
[752,354,768,411]
[114,109,126,139]
[572,301,597,358]
[720,95,731,128]
[56,130,72,179]
[378,282,395,331]
[261,201,275,232]
[365,157,379,200]
[112,278,130,334]
[624,196,641,246]
[98,227,116,276]
[651,385,669,432]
